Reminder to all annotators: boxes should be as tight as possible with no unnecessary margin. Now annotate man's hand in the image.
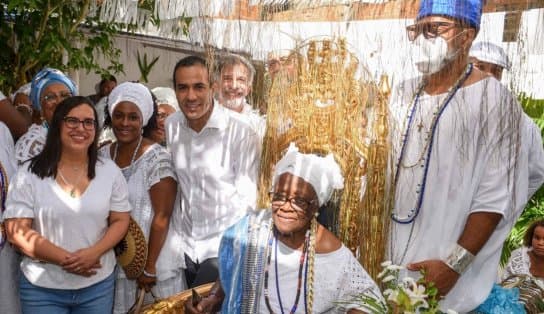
[137,273,157,292]
[184,295,222,314]
[407,259,460,297]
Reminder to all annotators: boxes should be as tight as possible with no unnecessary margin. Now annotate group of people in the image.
[0,0,543,313]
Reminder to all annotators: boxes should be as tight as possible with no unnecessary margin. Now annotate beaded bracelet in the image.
[143,270,157,278]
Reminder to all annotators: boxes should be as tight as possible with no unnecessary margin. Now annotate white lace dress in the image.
[259,241,383,314]
[99,143,186,313]
[503,247,544,284]
[15,123,47,165]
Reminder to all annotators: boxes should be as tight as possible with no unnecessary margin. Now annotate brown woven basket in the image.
[115,217,148,280]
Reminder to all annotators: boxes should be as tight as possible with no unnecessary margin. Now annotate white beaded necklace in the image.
[113,135,143,179]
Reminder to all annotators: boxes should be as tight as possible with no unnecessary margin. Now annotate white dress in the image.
[99,143,186,314]
[0,122,21,313]
[259,241,383,314]
[503,247,544,284]
[14,123,47,165]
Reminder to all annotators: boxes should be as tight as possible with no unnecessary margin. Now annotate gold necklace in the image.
[57,165,86,198]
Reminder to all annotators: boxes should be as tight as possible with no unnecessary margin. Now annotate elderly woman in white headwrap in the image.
[15,68,78,164]
[99,82,186,313]
[187,143,382,314]
[149,87,179,146]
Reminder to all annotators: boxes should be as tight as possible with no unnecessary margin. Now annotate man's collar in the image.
[178,101,228,132]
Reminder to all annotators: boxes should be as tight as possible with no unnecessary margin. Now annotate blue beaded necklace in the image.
[392,63,473,224]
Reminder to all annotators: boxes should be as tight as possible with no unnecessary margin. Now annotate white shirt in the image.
[259,241,382,314]
[0,122,16,197]
[99,143,185,278]
[15,124,47,165]
[165,104,260,262]
[239,102,266,140]
[389,77,535,312]
[3,158,131,289]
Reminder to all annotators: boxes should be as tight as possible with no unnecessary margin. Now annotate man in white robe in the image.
[388,0,544,312]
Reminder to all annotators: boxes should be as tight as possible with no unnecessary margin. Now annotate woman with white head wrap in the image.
[99,82,186,313]
[14,68,78,164]
[187,143,382,314]
[149,87,178,146]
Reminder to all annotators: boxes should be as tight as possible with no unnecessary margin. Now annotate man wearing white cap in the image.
[186,143,382,314]
[469,41,511,81]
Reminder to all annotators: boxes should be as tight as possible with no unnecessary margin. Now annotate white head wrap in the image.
[469,42,511,70]
[151,87,179,111]
[11,83,31,101]
[272,143,344,206]
[108,82,154,126]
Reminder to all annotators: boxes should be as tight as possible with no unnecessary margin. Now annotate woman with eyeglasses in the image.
[186,143,382,314]
[149,87,179,146]
[100,82,186,313]
[3,96,131,313]
[15,68,78,165]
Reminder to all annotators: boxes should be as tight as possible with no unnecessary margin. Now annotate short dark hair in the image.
[524,219,544,247]
[99,75,117,87]
[29,96,100,180]
[172,55,210,88]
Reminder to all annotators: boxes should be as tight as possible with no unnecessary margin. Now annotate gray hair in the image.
[215,53,255,86]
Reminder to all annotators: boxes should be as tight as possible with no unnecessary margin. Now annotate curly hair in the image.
[524,219,544,247]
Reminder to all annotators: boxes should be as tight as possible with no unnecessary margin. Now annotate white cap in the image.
[108,82,154,127]
[273,143,344,206]
[470,42,511,70]
[152,87,179,111]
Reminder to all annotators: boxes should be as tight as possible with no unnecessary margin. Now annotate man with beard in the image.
[388,0,543,312]
[214,54,265,140]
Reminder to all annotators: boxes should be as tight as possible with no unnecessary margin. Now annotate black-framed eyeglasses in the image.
[406,22,460,42]
[43,92,72,104]
[63,116,96,130]
[269,192,317,212]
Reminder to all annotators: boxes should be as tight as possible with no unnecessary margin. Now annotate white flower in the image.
[377,268,388,279]
[386,290,399,303]
[386,265,405,271]
[381,260,392,267]
[382,275,396,283]
[447,310,458,314]
[382,289,393,296]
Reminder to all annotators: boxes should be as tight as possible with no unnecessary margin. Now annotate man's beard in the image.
[222,96,245,111]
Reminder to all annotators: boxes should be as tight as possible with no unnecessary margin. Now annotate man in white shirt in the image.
[214,53,265,139]
[165,55,260,288]
[388,0,544,312]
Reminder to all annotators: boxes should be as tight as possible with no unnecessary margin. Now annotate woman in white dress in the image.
[0,121,21,313]
[187,144,382,314]
[100,82,186,313]
[503,219,544,281]
[15,68,77,164]
[4,96,131,313]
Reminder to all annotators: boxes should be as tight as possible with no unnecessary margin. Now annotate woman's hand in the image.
[184,295,222,314]
[137,269,157,292]
[61,247,102,276]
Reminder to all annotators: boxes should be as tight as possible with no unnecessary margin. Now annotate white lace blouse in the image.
[259,241,382,314]
[99,143,184,280]
[15,124,47,165]
[503,247,544,281]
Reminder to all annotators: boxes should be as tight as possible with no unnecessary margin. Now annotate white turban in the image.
[152,87,179,111]
[273,143,344,206]
[470,42,511,70]
[108,82,154,126]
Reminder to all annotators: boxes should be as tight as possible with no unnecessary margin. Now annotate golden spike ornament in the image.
[258,38,392,279]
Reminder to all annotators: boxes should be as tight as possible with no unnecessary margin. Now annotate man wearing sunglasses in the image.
[388,0,542,312]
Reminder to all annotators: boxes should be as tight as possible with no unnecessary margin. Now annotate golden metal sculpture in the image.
[258,38,391,279]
